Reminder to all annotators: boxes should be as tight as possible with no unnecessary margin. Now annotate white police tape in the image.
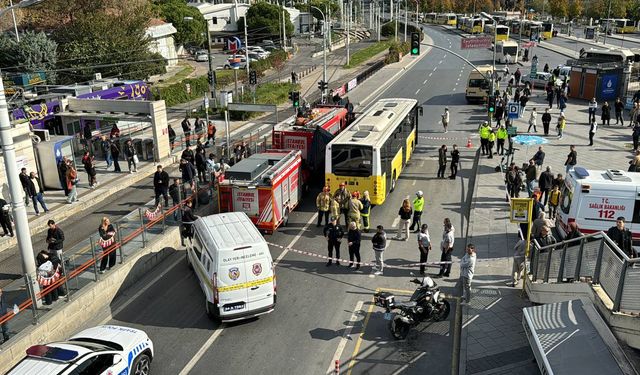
[266,241,512,269]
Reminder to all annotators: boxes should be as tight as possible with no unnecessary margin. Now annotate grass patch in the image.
[344,40,393,69]
[156,63,195,87]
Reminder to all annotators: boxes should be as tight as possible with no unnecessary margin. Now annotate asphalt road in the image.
[57,25,582,374]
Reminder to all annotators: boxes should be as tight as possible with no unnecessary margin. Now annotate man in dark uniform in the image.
[324,216,344,266]
[607,217,633,257]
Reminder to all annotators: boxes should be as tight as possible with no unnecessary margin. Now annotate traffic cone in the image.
[466,138,473,148]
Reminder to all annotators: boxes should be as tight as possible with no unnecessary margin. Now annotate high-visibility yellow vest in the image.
[488,132,496,142]
[413,197,424,212]
[497,128,508,139]
[480,126,490,139]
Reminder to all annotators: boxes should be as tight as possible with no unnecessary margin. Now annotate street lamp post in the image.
[403,0,407,42]
[603,0,612,45]
[311,6,328,102]
[344,0,350,66]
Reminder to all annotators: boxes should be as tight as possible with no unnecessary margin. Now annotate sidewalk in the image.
[459,81,636,374]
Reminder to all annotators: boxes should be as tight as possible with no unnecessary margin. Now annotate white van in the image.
[556,167,640,240]
[186,212,276,322]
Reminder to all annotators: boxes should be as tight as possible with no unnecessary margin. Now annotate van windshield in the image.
[468,79,489,88]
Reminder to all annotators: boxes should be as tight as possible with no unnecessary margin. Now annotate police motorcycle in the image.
[374,273,451,340]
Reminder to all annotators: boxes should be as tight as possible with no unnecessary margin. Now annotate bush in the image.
[385,41,410,64]
[381,22,423,40]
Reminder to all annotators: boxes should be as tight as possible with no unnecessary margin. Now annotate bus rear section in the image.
[495,40,518,63]
[556,167,640,239]
[465,65,493,103]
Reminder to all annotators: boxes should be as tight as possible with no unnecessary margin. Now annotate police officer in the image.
[409,191,425,233]
[487,129,497,158]
[479,122,490,155]
[324,216,344,266]
[496,125,508,155]
[356,190,371,232]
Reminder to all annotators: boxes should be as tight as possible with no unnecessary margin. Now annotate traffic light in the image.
[289,91,300,107]
[249,70,257,85]
[410,32,420,56]
[318,80,328,91]
[487,96,496,114]
[207,71,215,86]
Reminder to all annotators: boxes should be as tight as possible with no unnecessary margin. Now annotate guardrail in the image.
[532,232,640,314]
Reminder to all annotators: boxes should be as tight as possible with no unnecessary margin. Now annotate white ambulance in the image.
[556,167,640,239]
[186,212,276,322]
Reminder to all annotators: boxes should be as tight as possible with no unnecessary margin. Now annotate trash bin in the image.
[132,138,143,158]
[143,138,155,161]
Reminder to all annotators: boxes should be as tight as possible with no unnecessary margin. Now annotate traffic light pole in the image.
[490,24,497,127]
[206,19,217,107]
[311,6,328,102]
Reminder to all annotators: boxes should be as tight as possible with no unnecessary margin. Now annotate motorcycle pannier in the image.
[374,291,395,309]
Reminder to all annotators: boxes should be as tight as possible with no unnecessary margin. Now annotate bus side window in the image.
[633,200,640,224]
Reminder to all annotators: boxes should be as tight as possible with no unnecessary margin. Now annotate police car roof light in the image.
[573,167,589,179]
[26,345,79,363]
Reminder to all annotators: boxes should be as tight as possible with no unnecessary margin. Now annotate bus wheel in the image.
[390,171,397,192]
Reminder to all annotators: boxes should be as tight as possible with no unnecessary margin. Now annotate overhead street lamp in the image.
[310,6,328,102]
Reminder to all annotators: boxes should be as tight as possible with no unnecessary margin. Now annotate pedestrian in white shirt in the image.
[417,224,431,275]
[460,244,477,303]
[437,218,454,277]
[441,108,450,133]
[527,107,538,133]
[511,239,526,287]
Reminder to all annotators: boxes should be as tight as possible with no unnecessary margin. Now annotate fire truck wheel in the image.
[390,171,397,192]
[283,208,290,227]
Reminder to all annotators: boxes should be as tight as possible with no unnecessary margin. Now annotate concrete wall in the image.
[0,226,182,374]
[0,121,39,202]
[150,35,178,67]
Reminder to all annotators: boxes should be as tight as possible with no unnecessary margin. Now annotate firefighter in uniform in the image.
[330,198,341,226]
[409,191,425,232]
[347,192,363,229]
[333,182,350,226]
[479,122,490,155]
[487,129,497,158]
[496,125,508,155]
[316,186,332,227]
[360,191,372,232]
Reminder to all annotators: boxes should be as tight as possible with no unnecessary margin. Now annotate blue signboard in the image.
[600,74,618,100]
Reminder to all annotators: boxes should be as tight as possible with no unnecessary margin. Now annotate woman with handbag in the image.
[65,164,79,204]
[82,151,98,188]
[98,217,117,273]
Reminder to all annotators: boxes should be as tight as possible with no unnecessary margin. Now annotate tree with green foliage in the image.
[153,0,207,47]
[567,0,583,19]
[52,1,165,83]
[0,31,58,83]
[295,0,340,21]
[239,2,294,38]
[549,0,569,18]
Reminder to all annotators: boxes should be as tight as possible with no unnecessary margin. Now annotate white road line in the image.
[462,314,479,329]
[452,88,456,91]
[428,72,433,77]
[275,213,318,266]
[456,78,460,81]
[433,67,437,72]
[455,82,458,85]
[327,301,364,374]
[419,161,425,167]
[178,326,225,375]
[391,352,427,375]
[391,217,399,228]
[411,180,417,186]
[100,252,185,324]
[415,89,421,95]
[485,297,502,310]
[439,60,443,64]
[423,79,428,84]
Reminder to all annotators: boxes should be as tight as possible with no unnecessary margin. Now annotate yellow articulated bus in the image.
[464,18,484,34]
[436,13,457,26]
[523,20,542,38]
[325,98,420,206]
[541,21,554,39]
[615,19,636,34]
[485,24,510,41]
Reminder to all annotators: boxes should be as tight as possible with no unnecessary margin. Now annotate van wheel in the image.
[283,208,290,227]
[390,171,397,192]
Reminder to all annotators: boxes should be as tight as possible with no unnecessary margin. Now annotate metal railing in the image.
[0,178,216,341]
[532,231,640,314]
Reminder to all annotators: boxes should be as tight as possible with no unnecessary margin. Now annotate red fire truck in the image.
[272,106,351,186]
[218,150,302,233]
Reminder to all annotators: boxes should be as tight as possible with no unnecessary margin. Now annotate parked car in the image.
[524,72,554,89]
[195,50,210,62]
[248,52,267,61]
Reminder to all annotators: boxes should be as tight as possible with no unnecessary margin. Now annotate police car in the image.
[7,325,153,375]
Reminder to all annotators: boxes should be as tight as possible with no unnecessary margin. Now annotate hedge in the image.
[381,22,423,40]
[384,41,411,64]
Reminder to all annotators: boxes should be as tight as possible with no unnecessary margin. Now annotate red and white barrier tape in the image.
[145,205,162,220]
[98,235,116,249]
[38,267,61,286]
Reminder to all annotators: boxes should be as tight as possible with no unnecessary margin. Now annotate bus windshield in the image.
[615,20,626,28]
[503,46,518,55]
[331,145,373,177]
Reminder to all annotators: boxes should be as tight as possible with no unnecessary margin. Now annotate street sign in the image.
[461,36,492,50]
[529,59,538,79]
[185,83,191,95]
[507,102,520,119]
[204,96,209,109]
[510,198,533,223]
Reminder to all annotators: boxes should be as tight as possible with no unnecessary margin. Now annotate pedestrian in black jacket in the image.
[601,101,611,126]
[153,165,170,207]
[110,142,122,172]
[98,217,117,273]
[180,159,196,187]
[0,287,10,342]
[195,148,207,183]
[607,217,633,257]
[181,146,195,165]
[324,217,344,266]
[538,166,553,206]
[27,172,49,215]
[371,225,387,275]
[347,222,361,270]
[181,117,192,147]
[181,200,198,239]
[169,178,182,220]
[46,220,65,258]
[615,97,625,126]
[123,140,137,173]
[541,109,552,135]
[19,168,30,206]
[58,157,70,195]
[168,125,176,151]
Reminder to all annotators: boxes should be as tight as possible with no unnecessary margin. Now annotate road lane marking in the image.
[346,300,375,375]
[275,213,318,266]
[423,79,428,84]
[415,89,420,95]
[485,297,502,310]
[439,60,443,64]
[391,352,427,375]
[391,217,399,228]
[100,252,185,324]
[412,180,416,186]
[327,301,364,374]
[419,161,424,167]
[177,326,225,375]
[462,314,479,329]
[433,67,437,71]
[428,72,433,77]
